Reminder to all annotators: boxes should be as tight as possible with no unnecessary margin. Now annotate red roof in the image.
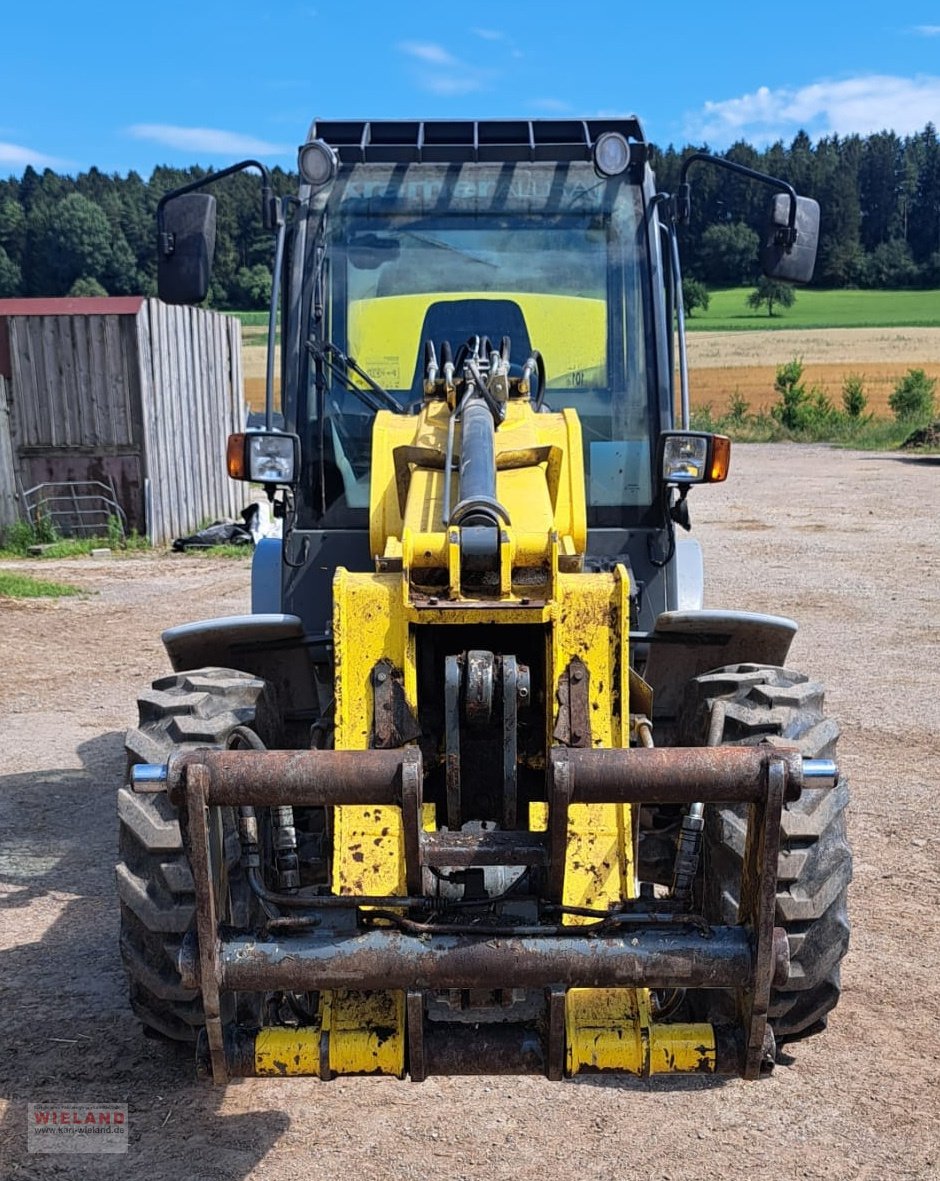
[0,296,145,316]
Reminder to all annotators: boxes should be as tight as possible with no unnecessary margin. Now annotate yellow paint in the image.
[254,1026,322,1077]
[369,397,586,590]
[566,989,648,1075]
[649,1023,716,1074]
[348,291,606,393]
[332,569,406,897]
[329,568,411,1074]
[529,801,549,832]
[326,990,406,1078]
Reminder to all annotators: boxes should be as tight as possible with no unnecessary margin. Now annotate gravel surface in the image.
[0,443,938,1180]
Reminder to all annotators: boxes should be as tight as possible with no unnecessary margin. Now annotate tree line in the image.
[1,125,940,308]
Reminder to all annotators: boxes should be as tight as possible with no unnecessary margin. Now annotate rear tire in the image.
[679,663,852,1047]
[116,667,275,1042]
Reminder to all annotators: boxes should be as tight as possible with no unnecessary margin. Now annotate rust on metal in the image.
[421,829,548,867]
[556,744,805,804]
[546,987,566,1082]
[421,1023,544,1076]
[552,657,592,748]
[185,764,228,1085]
[218,927,753,993]
[166,747,414,807]
[371,659,421,749]
[400,746,423,895]
[738,757,787,1078]
[406,991,426,1083]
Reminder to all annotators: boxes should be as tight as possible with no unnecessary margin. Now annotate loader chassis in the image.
[122,118,849,1084]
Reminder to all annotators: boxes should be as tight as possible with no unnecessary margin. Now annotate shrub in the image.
[842,373,868,419]
[1,519,39,554]
[888,368,937,424]
[681,278,710,316]
[806,386,839,429]
[3,514,59,551]
[727,392,750,426]
[771,358,808,430]
[690,403,716,431]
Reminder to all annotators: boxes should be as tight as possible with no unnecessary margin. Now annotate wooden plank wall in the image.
[7,312,140,449]
[0,302,245,545]
[0,375,18,531]
[137,300,245,545]
[1,311,145,534]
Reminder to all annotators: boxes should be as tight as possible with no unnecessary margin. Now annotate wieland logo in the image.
[28,1103,129,1154]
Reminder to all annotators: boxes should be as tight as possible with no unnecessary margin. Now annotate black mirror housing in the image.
[157,193,217,305]
[761,194,819,284]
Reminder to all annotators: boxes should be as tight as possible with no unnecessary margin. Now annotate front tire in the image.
[116,667,274,1041]
[679,664,852,1047]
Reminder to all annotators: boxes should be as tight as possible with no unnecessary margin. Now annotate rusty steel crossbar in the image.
[167,743,810,809]
[166,747,412,807]
[204,926,760,993]
[553,745,806,803]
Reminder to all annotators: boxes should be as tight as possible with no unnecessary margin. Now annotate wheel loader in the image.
[117,118,851,1083]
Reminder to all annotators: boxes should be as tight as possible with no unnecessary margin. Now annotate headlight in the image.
[227,431,300,485]
[659,432,731,484]
[593,132,631,178]
[298,139,338,188]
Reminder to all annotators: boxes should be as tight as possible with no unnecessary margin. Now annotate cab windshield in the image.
[299,161,654,524]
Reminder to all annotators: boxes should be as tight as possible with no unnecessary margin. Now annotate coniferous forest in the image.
[2,127,940,309]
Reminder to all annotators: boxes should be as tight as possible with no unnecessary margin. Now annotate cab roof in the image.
[308,117,647,166]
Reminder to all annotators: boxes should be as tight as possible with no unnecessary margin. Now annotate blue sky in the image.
[5,1,940,178]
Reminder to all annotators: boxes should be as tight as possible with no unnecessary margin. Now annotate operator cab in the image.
[292,122,665,534]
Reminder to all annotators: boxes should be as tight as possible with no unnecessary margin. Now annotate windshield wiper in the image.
[403,230,499,268]
[305,337,404,414]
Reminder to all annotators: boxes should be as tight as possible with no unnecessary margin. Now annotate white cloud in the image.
[398,41,457,67]
[473,27,504,41]
[397,41,489,95]
[684,75,940,146]
[423,75,489,96]
[530,98,573,113]
[0,141,63,169]
[914,24,940,36]
[127,124,290,156]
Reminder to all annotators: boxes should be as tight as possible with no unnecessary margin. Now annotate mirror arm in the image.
[156,158,279,255]
[650,193,690,429]
[677,152,799,245]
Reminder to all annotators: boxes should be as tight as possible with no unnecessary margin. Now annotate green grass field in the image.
[226,311,269,327]
[0,571,83,598]
[686,287,940,331]
[230,290,940,335]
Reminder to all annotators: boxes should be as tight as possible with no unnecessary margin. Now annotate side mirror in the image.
[157,193,217,305]
[761,193,819,284]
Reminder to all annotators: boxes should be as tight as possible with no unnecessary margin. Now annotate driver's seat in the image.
[410,298,533,395]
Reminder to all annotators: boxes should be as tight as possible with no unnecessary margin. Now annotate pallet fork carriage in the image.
[118,117,850,1085]
[132,745,836,1081]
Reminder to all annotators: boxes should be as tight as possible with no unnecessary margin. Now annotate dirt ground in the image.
[1,444,939,1180]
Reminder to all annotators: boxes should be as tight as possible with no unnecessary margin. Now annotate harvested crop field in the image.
[242,326,940,416]
[1,444,939,1179]
[687,327,940,414]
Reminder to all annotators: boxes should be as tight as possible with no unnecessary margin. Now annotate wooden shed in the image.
[0,296,245,545]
